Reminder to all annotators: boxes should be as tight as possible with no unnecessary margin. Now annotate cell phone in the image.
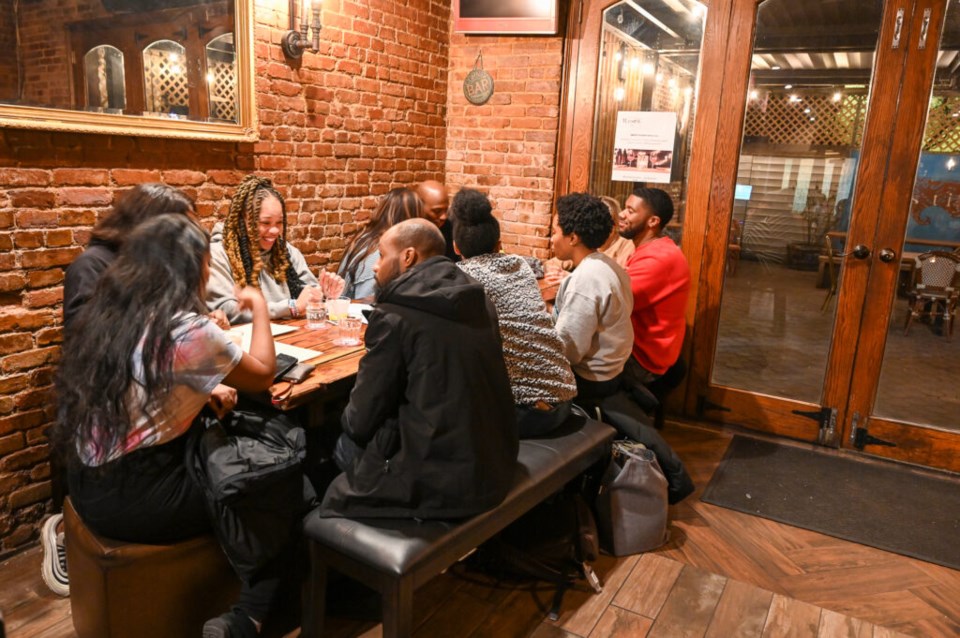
[282,362,316,384]
[274,353,298,382]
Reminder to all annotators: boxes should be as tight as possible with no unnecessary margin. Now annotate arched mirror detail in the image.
[205,33,237,122]
[83,45,125,112]
[143,39,189,118]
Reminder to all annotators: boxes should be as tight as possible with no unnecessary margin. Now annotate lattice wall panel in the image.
[143,48,189,115]
[923,96,960,152]
[209,60,237,121]
[744,93,867,147]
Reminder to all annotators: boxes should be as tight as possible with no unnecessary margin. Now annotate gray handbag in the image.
[596,441,669,556]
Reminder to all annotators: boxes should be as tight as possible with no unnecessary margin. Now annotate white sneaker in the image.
[41,514,69,597]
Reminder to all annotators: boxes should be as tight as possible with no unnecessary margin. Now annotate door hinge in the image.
[792,406,838,446]
[696,395,731,417]
[849,412,897,450]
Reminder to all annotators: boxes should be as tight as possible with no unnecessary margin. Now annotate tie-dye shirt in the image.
[79,312,242,467]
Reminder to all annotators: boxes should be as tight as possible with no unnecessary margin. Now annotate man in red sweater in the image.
[619,186,690,383]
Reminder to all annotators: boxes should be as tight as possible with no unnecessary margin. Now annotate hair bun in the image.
[452,189,493,225]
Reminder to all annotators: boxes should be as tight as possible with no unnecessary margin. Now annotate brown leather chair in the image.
[64,498,240,638]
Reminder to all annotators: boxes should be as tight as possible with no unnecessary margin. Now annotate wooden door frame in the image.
[843,0,960,472]
[685,0,919,444]
[553,0,735,416]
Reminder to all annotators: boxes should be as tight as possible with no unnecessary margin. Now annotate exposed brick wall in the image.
[0,0,450,555]
[444,31,565,259]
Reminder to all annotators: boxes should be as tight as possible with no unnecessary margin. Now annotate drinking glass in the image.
[334,316,362,346]
[306,300,328,330]
[327,296,350,323]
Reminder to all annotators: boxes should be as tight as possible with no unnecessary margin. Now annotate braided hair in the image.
[222,175,305,301]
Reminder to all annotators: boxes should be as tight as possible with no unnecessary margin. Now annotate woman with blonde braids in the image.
[206,175,343,323]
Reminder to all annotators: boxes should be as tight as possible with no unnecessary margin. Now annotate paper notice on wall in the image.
[611,111,677,183]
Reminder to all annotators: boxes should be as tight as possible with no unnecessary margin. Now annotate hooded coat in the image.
[320,256,519,519]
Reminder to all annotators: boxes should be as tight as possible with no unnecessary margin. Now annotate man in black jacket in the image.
[322,218,518,519]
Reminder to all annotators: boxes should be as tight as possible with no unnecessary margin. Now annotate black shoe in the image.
[202,611,258,638]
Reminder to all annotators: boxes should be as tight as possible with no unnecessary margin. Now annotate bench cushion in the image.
[303,415,614,586]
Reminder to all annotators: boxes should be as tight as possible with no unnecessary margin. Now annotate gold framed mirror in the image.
[0,0,256,141]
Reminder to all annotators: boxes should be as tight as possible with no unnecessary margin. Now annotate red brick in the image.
[45,229,74,247]
[23,287,63,308]
[20,247,82,268]
[27,269,63,288]
[15,211,58,228]
[0,444,48,471]
[0,273,25,293]
[0,169,51,187]
[7,481,50,509]
[0,473,25,497]
[0,213,12,230]
[34,327,62,346]
[0,308,53,332]
[9,190,55,208]
[0,335,33,356]
[52,169,110,186]
[0,346,59,373]
[56,188,113,207]
[112,169,162,185]
[0,433,23,456]
[0,374,30,395]
[163,170,207,186]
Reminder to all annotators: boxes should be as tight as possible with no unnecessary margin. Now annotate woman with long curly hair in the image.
[337,187,423,299]
[206,175,343,323]
[56,213,280,637]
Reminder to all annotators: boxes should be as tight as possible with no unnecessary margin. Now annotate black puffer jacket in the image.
[320,256,518,519]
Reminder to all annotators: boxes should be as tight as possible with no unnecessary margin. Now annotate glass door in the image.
[843,0,960,472]
[690,0,920,443]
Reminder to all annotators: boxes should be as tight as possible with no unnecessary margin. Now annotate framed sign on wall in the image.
[453,0,559,35]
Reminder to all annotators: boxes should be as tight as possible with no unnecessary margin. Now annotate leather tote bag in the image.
[595,441,669,556]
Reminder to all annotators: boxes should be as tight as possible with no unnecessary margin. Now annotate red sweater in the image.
[625,236,690,375]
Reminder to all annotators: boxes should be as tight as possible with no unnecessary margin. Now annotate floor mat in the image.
[701,435,960,570]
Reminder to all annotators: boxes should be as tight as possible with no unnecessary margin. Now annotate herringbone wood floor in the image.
[2,420,957,637]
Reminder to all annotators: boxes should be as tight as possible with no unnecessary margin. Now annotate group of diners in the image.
[49,173,694,637]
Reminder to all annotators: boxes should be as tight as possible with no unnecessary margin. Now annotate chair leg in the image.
[301,543,328,638]
[381,576,413,638]
[904,298,919,335]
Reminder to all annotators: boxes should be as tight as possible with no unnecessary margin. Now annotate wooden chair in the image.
[820,234,843,312]
[903,251,960,340]
[726,219,743,275]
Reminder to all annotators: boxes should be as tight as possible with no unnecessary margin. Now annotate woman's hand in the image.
[295,285,323,315]
[235,285,266,313]
[320,270,346,300]
[208,384,238,419]
[208,309,230,330]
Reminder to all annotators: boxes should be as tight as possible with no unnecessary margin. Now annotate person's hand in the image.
[295,285,323,315]
[235,285,266,313]
[208,309,230,330]
[208,384,238,420]
[320,270,346,300]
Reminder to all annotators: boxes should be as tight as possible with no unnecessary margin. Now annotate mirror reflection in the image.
[1,0,238,123]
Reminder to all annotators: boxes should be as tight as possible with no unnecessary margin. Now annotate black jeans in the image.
[516,400,572,438]
[68,431,288,622]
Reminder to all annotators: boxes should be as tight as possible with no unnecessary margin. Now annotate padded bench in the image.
[301,414,615,638]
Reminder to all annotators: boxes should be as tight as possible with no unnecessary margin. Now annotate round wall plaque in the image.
[463,68,494,105]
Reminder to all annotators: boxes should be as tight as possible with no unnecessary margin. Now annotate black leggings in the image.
[68,432,287,622]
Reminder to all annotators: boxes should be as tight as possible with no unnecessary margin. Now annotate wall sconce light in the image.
[282,0,321,59]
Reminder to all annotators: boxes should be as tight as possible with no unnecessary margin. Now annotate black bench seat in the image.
[301,415,615,638]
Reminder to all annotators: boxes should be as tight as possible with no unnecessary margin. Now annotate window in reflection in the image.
[143,39,189,118]
[83,45,126,113]
[206,33,237,122]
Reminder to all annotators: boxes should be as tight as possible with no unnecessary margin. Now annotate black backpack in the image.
[468,484,603,620]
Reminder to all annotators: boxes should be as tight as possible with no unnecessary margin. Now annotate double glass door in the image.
[558,0,960,472]
[696,0,960,472]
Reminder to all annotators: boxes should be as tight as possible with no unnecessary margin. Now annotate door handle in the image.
[851,244,872,260]
[878,248,897,263]
[892,7,905,49]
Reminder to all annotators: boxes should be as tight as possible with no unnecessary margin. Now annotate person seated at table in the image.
[322,218,517,519]
[452,188,577,438]
[415,179,460,262]
[55,214,283,638]
[598,196,636,268]
[552,192,693,504]
[337,187,422,300]
[206,174,344,323]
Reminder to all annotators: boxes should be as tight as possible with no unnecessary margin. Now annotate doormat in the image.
[701,436,960,570]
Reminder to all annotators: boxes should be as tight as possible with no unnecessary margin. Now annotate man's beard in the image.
[619,227,640,240]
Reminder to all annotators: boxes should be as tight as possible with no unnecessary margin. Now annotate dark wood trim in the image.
[853,417,960,472]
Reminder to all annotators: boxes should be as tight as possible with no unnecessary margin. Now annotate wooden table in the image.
[267,319,366,411]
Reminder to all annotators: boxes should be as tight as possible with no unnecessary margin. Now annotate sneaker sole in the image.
[40,515,69,597]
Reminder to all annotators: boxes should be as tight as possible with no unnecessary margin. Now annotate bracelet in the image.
[288,299,299,318]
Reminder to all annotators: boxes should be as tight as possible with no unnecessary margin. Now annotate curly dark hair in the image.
[54,214,210,467]
[91,184,195,248]
[555,193,613,250]
[631,186,675,228]
[450,188,499,258]
[223,175,305,301]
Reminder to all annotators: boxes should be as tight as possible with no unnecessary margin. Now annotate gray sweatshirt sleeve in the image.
[206,242,251,324]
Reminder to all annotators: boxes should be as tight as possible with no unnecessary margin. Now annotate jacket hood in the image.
[210,222,224,243]
[378,256,488,322]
